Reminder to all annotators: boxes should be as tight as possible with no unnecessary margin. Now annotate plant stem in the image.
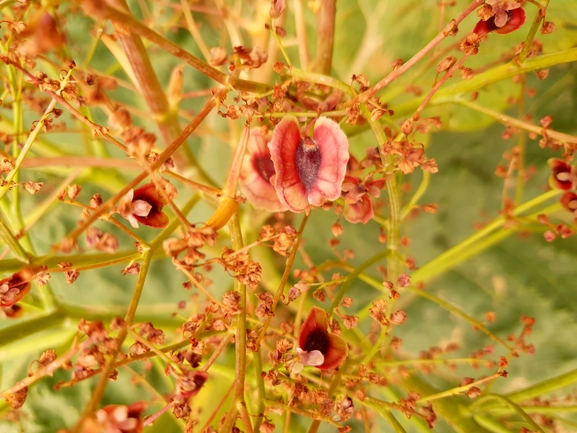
[328,249,390,315]
[517,0,549,64]
[313,0,336,75]
[401,171,430,219]
[220,211,250,433]
[293,0,310,70]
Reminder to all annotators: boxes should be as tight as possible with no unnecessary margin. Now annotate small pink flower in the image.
[297,306,348,371]
[548,158,574,190]
[239,128,287,212]
[473,6,526,37]
[268,116,349,213]
[118,183,169,229]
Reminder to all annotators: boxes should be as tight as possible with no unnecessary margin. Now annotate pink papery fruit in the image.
[268,116,349,213]
[239,128,288,212]
[298,306,348,370]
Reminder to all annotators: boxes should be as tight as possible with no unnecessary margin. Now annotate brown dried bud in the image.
[23,181,43,195]
[90,193,103,208]
[68,184,82,200]
[0,158,14,173]
[534,69,549,80]
[390,309,407,325]
[436,56,456,73]
[540,21,555,35]
[401,119,414,135]
[539,115,553,128]
[342,315,359,329]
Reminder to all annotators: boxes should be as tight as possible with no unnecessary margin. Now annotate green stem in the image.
[0,98,57,202]
[478,367,577,412]
[252,349,266,432]
[220,211,249,433]
[517,0,549,64]
[472,394,545,433]
[256,214,309,345]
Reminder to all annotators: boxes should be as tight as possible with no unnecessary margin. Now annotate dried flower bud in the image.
[541,21,555,35]
[390,310,407,325]
[23,181,43,195]
[90,193,103,208]
[68,184,82,200]
[436,56,456,73]
[209,47,228,66]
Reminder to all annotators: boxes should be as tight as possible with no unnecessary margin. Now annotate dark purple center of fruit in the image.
[303,329,330,354]
[254,156,276,183]
[295,137,321,192]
